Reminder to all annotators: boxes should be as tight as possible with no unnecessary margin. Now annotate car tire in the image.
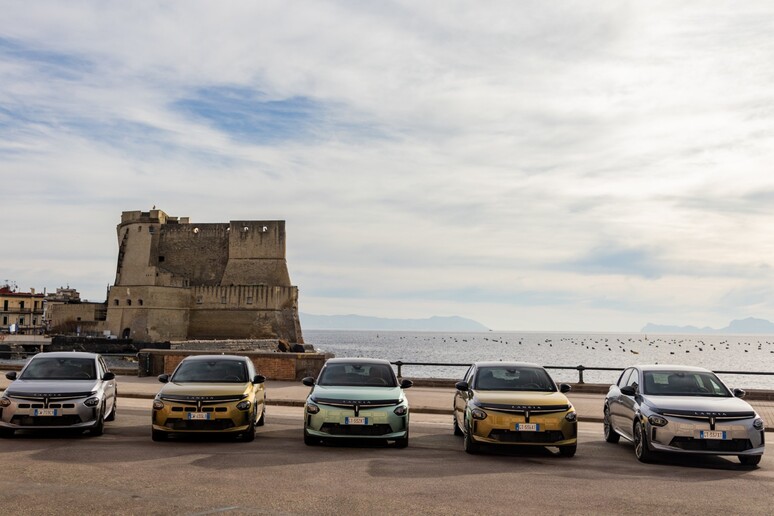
[395,429,409,448]
[105,396,117,422]
[239,408,256,442]
[303,428,319,446]
[453,416,463,436]
[559,444,577,457]
[0,428,14,438]
[633,421,654,463]
[739,455,762,466]
[256,407,265,427]
[463,423,479,454]
[151,429,169,442]
[91,404,105,436]
[603,407,620,443]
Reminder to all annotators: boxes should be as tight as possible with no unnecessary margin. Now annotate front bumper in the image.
[304,403,409,440]
[152,400,254,434]
[0,400,102,431]
[468,409,577,447]
[644,415,765,457]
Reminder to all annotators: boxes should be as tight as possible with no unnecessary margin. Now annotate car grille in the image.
[478,403,570,415]
[487,429,567,443]
[6,392,94,401]
[163,418,236,431]
[18,403,76,409]
[313,398,400,408]
[319,423,395,436]
[171,406,228,413]
[11,415,84,426]
[669,437,753,452]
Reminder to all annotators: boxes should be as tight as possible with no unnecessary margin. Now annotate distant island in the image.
[300,313,489,331]
[642,317,774,335]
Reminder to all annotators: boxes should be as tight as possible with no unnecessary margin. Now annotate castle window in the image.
[158,256,165,263]
[221,296,227,304]
[114,299,119,306]
[196,296,203,304]
[138,226,142,232]
[76,317,81,321]
[246,296,253,305]
[127,299,132,306]
[138,299,144,306]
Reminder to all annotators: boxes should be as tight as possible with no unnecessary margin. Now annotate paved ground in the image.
[1,400,772,516]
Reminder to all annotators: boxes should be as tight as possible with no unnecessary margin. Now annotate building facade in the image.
[0,285,45,334]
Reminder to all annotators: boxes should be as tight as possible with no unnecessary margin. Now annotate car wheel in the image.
[0,428,14,438]
[395,429,409,448]
[91,404,105,436]
[463,423,479,454]
[453,415,463,436]
[105,396,117,422]
[633,421,654,463]
[739,455,762,466]
[603,407,619,443]
[256,407,265,427]
[303,428,319,446]
[239,408,256,442]
[151,429,169,442]
[559,444,577,457]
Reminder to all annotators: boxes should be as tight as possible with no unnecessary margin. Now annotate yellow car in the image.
[151,355,266,442]
[453,362,577,456]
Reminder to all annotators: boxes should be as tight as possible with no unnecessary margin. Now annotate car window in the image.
[463,366,475,385]
[172,360,248,383]
[20,357,97,380]
[318,363,397,387]
[474,366,556,392]
[617,368,633,388]
[643,371,731,397]
[625,369,640,390]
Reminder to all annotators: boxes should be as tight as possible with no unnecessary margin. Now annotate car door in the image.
[615,368,641,440]
[98,356,117,415]
[608,368,633,434]
[454,365,475,430]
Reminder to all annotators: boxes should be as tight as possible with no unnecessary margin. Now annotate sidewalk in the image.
[5,374,771,431]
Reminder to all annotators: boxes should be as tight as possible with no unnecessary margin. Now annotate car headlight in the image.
[394,405,408,416]
[236,400,252,411]
[471,408,488,420]
[753,418,764,430]
[152,399,164,410]
[0,397,10,407]
[84,397,100,407]
[565,411,577,422]
[648,415,668,427]
[305,403,320,414]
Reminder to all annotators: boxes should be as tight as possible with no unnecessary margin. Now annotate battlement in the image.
[120,209,190,226]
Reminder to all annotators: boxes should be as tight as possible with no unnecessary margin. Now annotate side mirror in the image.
[620,385,636,396]
[252,374,266,384]
[733,388,746,399]
[559,383,571,393]
[5,371,17,381]
[400,379,413,389]
[102,372,116,381]
[302,376,316,387]
[158,374,169,383]
[455,381,469,391]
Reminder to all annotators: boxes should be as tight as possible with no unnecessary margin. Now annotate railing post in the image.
[577,365,585,384]
[394,360,403,379]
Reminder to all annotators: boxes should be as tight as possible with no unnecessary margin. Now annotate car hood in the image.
[5,379,101,396]
[473,390,571,407]
[643,395,755,415]
[159,382,251,397]
[310,385,404,402]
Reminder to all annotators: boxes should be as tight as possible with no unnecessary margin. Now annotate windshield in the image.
[172,360,248,383]
[642,370,731,397]
[318,363,398,387]
[474,366,556,392]
[20,357,97,380]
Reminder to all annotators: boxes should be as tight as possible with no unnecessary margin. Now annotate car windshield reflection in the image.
[317,363,398,387]
[172,360,248,383]
[642,371,732,397]
[19,357,97,380]
[474,366,556,392]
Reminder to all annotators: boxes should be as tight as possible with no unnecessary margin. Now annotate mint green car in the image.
[302,358,412,447]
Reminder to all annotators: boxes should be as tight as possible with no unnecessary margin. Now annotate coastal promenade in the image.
[3,375,772,430]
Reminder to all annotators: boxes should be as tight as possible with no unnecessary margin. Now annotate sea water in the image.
[304,330,774,390]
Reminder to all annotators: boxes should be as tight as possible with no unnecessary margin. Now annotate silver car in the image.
[0,352,117,437]
[604,365,765,465]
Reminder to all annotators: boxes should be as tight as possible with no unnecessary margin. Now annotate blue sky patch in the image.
[0,37,93,80]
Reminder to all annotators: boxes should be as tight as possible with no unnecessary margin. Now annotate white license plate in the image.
[187,412,211,420]
[700,430,727,440]
[34,408,58,417]
[515,423,540,432]
[344,417,369,425]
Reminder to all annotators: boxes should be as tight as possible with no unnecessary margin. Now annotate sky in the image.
[2,1,774,332]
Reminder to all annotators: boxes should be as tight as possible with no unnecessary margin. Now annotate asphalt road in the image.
[1,398,772,516]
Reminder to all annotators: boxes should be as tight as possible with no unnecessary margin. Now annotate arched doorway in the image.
[122,328,131,339]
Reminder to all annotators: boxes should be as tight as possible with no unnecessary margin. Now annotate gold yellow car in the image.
[453,361,577,456]
[151,355,266,442]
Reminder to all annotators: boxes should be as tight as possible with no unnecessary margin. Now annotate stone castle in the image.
[50,209,304,344]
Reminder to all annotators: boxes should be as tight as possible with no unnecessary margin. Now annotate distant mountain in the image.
[300,313,489,331]
[642,317,774,335]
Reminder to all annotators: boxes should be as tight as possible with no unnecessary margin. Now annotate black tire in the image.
[105,396,117,422]
[91,404,105,436]
[603,407,620,444]
[395,429,409,448]
[0,428,14,438]
[633,421,654,463]
[739,455,762,466]
[463,423,479,454]
[559,444,577,457]
[256,407,265,427]
[239,408,256,442]
[151,429,169,442]
[453,416,463,436]
[303,428,319,446]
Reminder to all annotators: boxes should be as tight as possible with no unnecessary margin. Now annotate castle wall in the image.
[156,224,229,286]
[106,286,191,341]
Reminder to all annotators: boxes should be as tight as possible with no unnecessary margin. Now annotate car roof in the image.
[30,352,100,360]
[180,355,250,362]
[324,357,392,366]
[473,361,543,369]
[634,364,712,373]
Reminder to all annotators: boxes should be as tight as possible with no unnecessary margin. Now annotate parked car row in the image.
[0,353,766,466]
